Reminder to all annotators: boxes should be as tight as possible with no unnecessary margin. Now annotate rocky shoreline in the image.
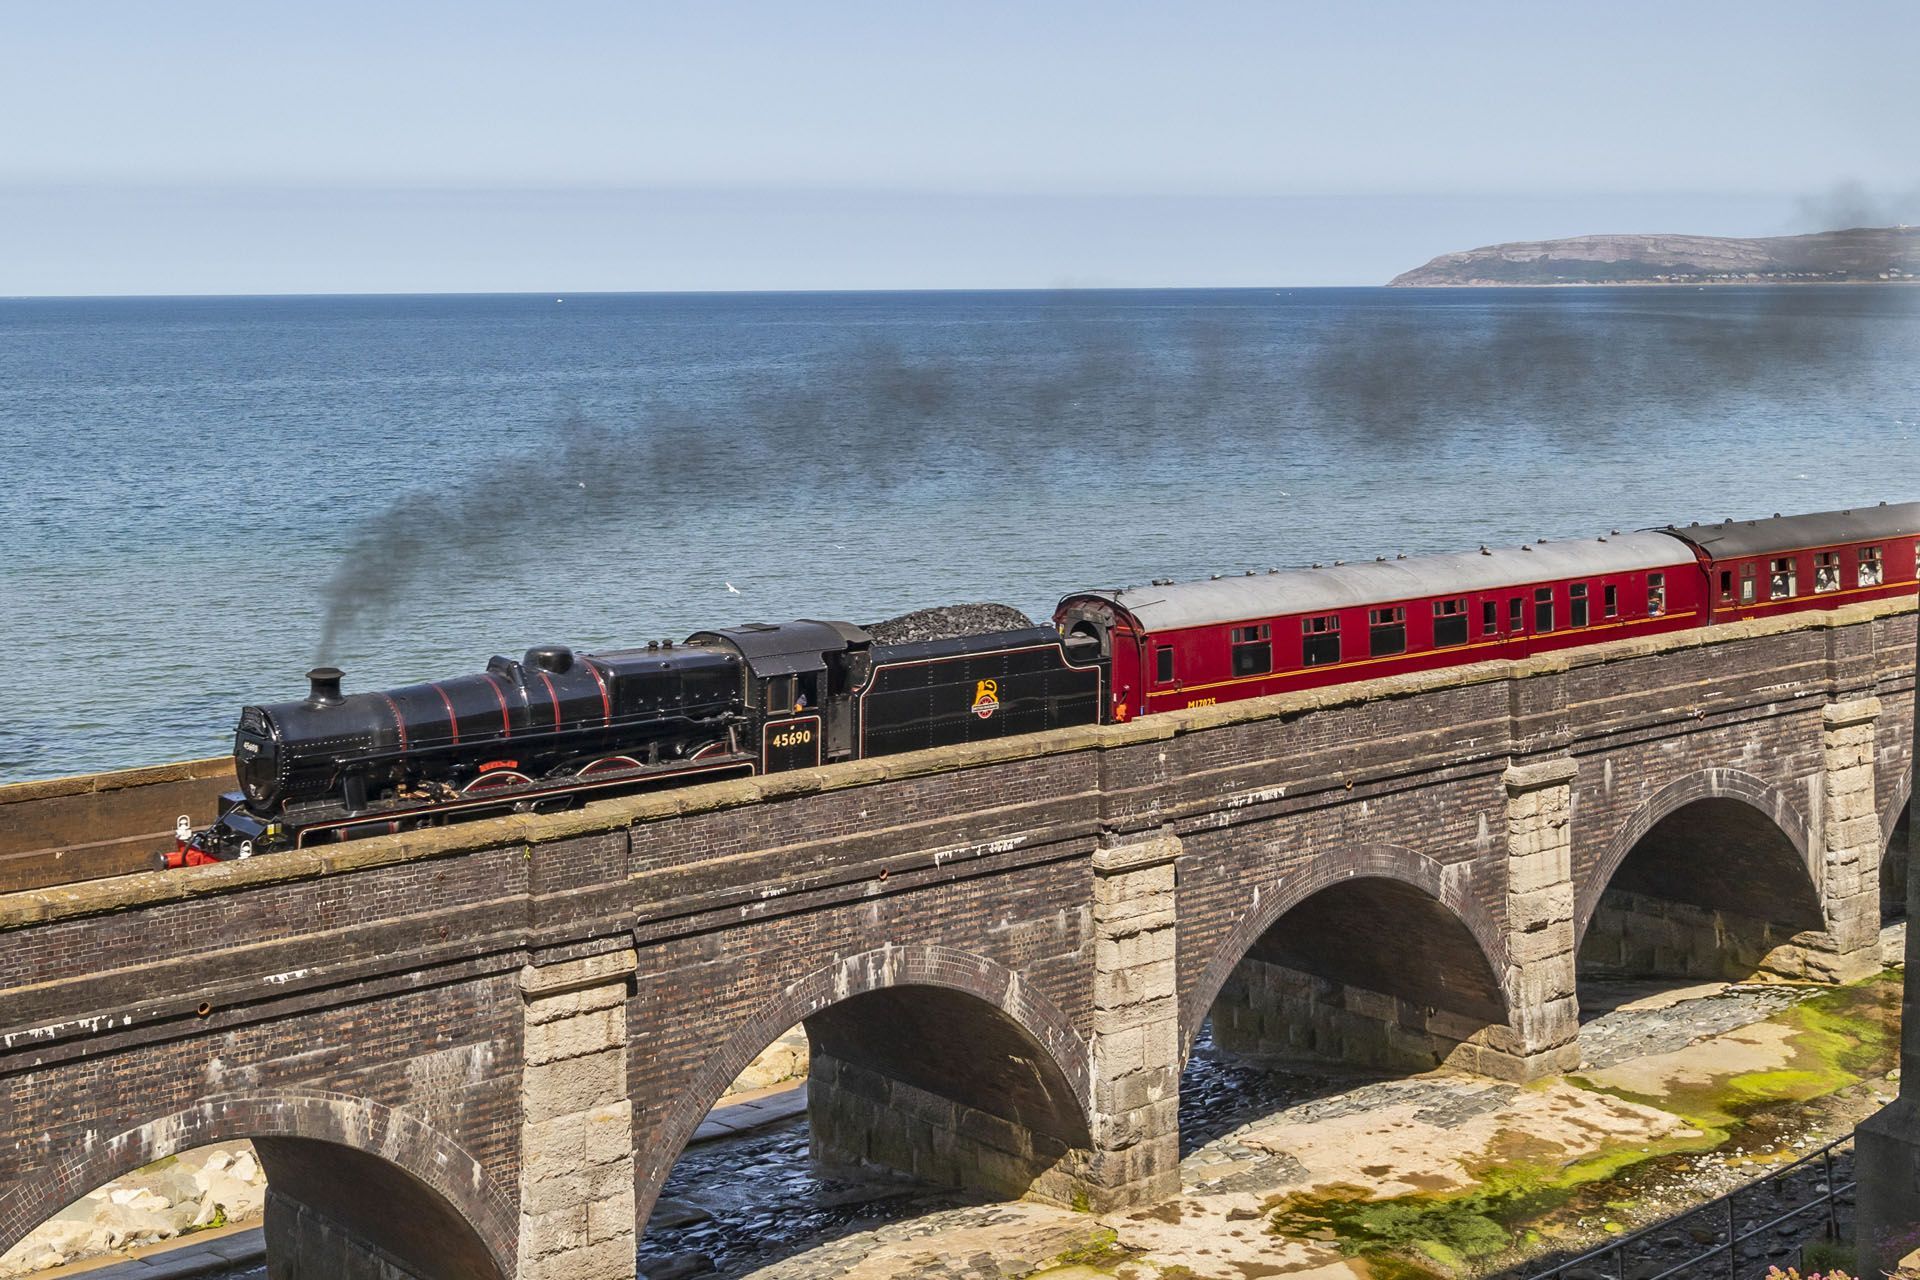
[0,1148,267,1277]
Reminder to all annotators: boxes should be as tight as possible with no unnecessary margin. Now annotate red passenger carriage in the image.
[1658,506,1920,626]
[1055,503,1920,724]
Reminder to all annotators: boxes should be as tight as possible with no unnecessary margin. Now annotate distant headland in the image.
[1389,225,1919,287]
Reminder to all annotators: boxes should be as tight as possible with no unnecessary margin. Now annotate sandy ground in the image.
[686,974,1891,1279]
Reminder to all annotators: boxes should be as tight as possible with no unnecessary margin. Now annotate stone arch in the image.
[0,1090,516,1278]
[1880,762,1911,850]
[641,943,1093,1199]
[1578,767,1819,946]
[1881,764,1911,923]
[1180,842,1510,1055]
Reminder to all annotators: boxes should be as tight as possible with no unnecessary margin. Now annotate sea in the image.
[2,286,1917,783]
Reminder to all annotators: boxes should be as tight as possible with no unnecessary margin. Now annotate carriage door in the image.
[1109,627,1144,721]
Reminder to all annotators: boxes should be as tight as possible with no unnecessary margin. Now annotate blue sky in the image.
[4,1,1915,293]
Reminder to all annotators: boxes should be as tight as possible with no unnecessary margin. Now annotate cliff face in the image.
[1389,226,1920,286]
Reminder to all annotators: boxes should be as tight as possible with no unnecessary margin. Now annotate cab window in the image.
[1155,645,1175,684]
[764,675,796,714]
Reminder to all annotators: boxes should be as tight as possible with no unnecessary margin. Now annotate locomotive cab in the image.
[688,620,872,769]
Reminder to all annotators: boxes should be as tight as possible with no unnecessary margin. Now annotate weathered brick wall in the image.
[0,756,234,890]
[0,846,531,1276]
[1167,684,1514,1046]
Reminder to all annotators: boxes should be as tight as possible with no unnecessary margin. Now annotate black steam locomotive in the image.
[168,620,1101,864]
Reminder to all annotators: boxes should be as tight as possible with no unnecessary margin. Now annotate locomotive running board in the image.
[290,755,754,848]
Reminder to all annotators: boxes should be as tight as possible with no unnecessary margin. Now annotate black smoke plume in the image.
[313,321,1159,659]
[315,282,1910,657]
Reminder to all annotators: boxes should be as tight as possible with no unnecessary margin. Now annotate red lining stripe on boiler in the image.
[536,670,563,730]
[376,693,409,751]
[583,659,612,723]
[429,683,459,745]
[481,673,513,736]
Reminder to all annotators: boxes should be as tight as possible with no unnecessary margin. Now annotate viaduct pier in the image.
[2,600,1913,1279]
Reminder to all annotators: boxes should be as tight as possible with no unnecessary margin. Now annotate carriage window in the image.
[1509,597,1524,632]
[1433,598,1468,647]
[1647,572,1666,617]
[1302,615,1341,666]
[1860,545,1884,587]
[1369,606,1406,657]
[1155,645,1175,684]
[1740,564,1757,604]
[1814,552,1841,592]
[1569,582,1589,627]
[1719,569,1733,602]
[1603,584,1618,618]
[1230,624,1272,677]
[1534,587,1555,633]
[1482,600,1497,635]
[1770,557,1797,599]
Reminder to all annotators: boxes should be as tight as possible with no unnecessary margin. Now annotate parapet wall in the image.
[0,756,232,891]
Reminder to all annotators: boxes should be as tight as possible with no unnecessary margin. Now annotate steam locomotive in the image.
[165,501,1920,866]
[166,621,1102,863]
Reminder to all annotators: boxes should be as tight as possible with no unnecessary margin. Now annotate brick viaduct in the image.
[1,601,1913,1280]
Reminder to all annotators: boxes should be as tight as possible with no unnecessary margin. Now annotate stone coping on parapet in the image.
[2,596,1911,932]
[0,755,232,809]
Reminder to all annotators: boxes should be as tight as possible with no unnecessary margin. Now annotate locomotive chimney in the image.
[306,667,345,708]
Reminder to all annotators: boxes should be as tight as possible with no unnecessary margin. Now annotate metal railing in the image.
[1529,1134,1855,1280]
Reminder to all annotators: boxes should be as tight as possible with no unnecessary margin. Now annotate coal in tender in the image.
[865,603,1036,645]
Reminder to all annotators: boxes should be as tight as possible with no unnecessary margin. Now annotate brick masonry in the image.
[0,601,1912,1279]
